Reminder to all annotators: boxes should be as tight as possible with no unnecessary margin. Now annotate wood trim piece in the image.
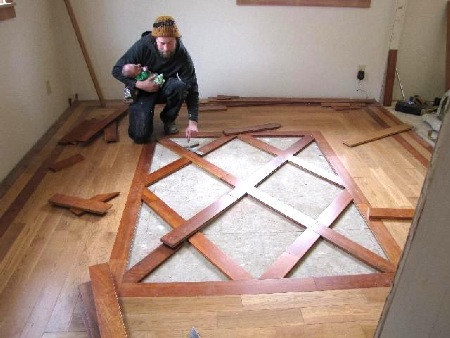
[104,120,119,142]
[71,192,120,216]
[78,107,128,143]
[383,49,398,106]
[64,0,106,107]
[223,123,282,135]
[48,193,112,215]
[48,153,85,172]
[236,0,371,8]
[89,264,127,338]
[118,273,393,298]
[343,123,413,147]
[368,208,415,220]
[58,118,99,145]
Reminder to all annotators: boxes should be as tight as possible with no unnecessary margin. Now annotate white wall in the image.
[394,0,448,101]
[0,0,73,181]
[65,0,397,101]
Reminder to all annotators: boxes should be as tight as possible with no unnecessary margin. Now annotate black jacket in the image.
[112,33,199,122]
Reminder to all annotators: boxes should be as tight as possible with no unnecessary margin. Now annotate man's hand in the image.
[135,75,160,93]
[185,120,198,141]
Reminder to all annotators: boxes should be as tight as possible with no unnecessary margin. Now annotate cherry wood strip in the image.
[261,229,320,279]
[158,138,235,183]
[343,123,413,147]
[78,282,101,338]
[144,158,191,186]
[78,107,128,143]
[239,134,344,187]
[313,273,394,290]
[364,106,430,166]
[118,273,392,298]
[223,123,282,136]
[48,153,85,172]
[322,102,351,107]
[64,0,106,107]
[199,104,228,112]
[123,244,177,283]
[48,193,112,215]
[313,225,397,273]
[103,120,119,142]
[110,143,155,279]
[89,263,127,337]
[312,132,368,204]
[160,193,241,248]
[145,136,236,186]
[261,191,353,279]
[392,134,430,167]
[124,189,252,282]
[368,208,415,220]
[383,49,398,106]
[58,118,99,144]
[367,219,402,266]
[70,192,120,216]
[375,105,433,153]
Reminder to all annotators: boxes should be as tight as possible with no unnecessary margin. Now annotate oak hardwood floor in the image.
[0,100,431,337]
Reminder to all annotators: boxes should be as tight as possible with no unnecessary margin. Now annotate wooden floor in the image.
[0,100,432,337]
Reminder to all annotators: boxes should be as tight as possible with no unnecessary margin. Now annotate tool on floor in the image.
[188,327,201,338]
[183,140,204,156]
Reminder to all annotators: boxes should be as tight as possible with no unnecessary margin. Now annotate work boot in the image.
[164,122,179,135]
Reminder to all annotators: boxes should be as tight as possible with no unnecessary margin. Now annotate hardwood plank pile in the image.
[59,106,127,145]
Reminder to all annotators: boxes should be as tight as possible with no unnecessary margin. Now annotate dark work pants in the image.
[128,78,187,143]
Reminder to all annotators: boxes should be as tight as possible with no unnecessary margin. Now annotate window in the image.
[0,0,16,21]
[236,0,371,8]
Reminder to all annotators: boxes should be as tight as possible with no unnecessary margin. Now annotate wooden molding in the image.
[383,49,398,106]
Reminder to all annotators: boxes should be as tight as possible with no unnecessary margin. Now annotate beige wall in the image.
[0,0,447,182]
[0,0,72,181]
[393,0,448,102]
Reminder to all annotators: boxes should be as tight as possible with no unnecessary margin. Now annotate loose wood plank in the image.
[48,153,85,172]
[70,192,120,216]
[223,123,281,136]
[103,120,119,142]
[78,107,127,143]
[49,193,112,215]
[367,208,415,220]
[58,118,99,145]
[89,263,127,338]
[343,123,413,147]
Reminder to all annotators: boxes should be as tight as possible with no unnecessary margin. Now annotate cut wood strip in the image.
[199,104,228,112]
[343,123,413,147]
[78,282,101,338]
[118,273,393,298]
[223,123,281,135]
[321,102,351,107]
[367,208,415,220]
[383,49,398,106]
[89,263,127,337]
[49,193,112,215]
[58,118,99,144]
[103,120,119,142]
[48,153,85,172]
[78,107,128,143]
[71,192,120,216]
